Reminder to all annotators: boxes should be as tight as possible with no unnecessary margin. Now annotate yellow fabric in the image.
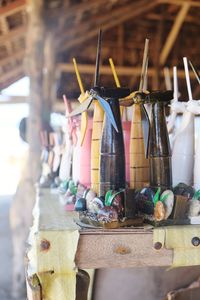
[153,226,200,267]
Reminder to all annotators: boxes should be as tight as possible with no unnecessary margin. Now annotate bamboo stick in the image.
[109,58,124,117]
[73,58,88,146]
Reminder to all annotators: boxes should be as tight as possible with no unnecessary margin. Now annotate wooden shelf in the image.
[30,188,172,271]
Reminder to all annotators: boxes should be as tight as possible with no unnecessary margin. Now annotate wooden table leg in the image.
[76,269,90,300]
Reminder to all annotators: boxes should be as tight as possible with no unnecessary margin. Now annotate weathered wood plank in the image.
[0,0,26,17]
[76,231,172,269]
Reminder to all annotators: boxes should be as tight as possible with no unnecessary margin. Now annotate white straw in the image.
[173,66,178,101]
[183,57,193,101]
[164,67,172,90]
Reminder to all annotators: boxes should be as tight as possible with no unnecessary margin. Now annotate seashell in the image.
[135,190,154,215]
[106,190,125,217]
[66,194,76,204]
[75,198,87,211]
[192,190,200,201]
[54,176,61,186]
[141,188,155,202]
[68,180,77,195]
[76,183,87,198]
[173,183,195,199]
[65,189,72,198]
[83,189,97,209]
[97,206,118,223]
[58,180,69,194]
[188,199,200,217]
[160,190,174,219]
[88,197,104,214]
[154,201,166,221]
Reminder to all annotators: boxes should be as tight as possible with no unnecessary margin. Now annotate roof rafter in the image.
[159,2,190,65]
[59,0,159,51]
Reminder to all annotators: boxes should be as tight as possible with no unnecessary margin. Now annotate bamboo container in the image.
[149,100,172,190]
[122,121,131,184]
[109,58,131,184]
[100,98,125,196]
[109,58,149,189]
[91,102,104,193]
[130,103,149,189]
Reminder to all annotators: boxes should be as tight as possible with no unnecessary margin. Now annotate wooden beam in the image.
[159,3,190,66]
[58,0,109,30]
[0,50,25,66]
[59,0,151,45]
[147,12,200,25]
[0,65,24,83]
[76,230,172,269]
[0,0,26,17]
[59,0,159,51]
[159,0,200,7]
[0,25,26,43]
[0,95,28,104]
[57,62,198,79]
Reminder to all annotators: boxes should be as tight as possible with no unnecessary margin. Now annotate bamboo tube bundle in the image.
[69,30,130,196]
[148,92,172,190]
[109,38,150,189]
[129,40,150,189]
[73,58,104,192]
[109,58,131,184]
[99,95,126,196]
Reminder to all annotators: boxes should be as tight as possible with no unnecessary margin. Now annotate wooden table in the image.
[26,188,173,300]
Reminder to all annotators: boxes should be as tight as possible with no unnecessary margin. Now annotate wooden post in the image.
[26,0,56,182]
[26,0,45,181]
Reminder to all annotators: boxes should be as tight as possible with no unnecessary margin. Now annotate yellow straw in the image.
[109,58,121,88]
[73,58,84,95]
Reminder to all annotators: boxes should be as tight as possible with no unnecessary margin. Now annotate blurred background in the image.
[0,0,200,299]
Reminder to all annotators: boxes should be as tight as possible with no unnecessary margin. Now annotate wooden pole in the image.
[26,0,56,182]
[26,0,45,182]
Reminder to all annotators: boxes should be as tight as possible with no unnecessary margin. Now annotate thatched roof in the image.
[0,0,200,99]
